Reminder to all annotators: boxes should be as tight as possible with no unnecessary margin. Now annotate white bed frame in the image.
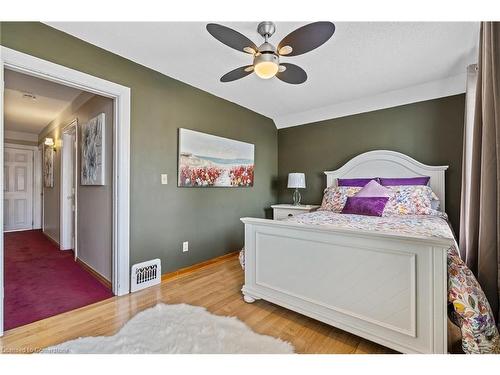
[241,150,453,354]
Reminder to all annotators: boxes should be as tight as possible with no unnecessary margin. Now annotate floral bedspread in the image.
[287,210,452,238]
[240,211,500,353]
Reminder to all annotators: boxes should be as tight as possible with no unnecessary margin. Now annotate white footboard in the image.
[241,217,454,354]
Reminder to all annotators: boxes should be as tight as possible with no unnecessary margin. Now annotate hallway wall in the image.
[41,94,113,281]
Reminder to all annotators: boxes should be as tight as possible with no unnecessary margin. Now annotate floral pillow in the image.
[319,186,361,212]
[382,185,437,216]
[448,246,500,353]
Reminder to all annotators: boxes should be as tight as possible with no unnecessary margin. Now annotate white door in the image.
[4,147,33,232]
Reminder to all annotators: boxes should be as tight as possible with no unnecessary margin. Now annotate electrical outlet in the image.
[161,174,168,185]
[182,241,189,252]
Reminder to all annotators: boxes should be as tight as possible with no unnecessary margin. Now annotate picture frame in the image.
[81,113,105,185]
[178,128,255,188]
[43,145,54,188]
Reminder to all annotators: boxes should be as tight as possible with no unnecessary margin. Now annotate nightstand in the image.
[271,204,320,220]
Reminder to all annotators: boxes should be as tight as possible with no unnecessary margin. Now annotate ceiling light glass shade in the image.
[253,53,279,79]
[254,61,279,79]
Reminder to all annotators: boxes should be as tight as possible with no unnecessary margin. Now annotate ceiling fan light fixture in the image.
[253,53,279,79]
[254,61,279,79]
[278,45,293,55]
[207,21,335,84]
[243,46,256,54]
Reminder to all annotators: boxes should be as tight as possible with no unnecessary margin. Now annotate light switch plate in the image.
[182,241,189,252]
[161,174,168,185]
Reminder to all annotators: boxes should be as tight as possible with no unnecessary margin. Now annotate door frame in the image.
[3,143,42,232]
[0,46,131,336]
[60,119,78,253]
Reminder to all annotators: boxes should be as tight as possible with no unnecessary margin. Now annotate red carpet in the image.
[4,230,114,331]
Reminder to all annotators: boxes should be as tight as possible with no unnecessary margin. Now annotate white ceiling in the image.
[4,69,83,134]
[47,22,479,128]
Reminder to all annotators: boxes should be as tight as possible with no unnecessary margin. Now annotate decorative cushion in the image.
[341,196,389,217]
[355,179,392,198]
[448,247,500,353]
[319,186,361,212]
[382,185,435,216]
[431,194,441,211]
[337,178,378,187]
[379,176,430,186]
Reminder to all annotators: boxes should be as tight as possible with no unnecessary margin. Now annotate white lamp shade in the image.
[288,173,306,188]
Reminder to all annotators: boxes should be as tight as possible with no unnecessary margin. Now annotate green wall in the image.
[278,95,465,232]
[0,22,278,272]
[1,22,466,273]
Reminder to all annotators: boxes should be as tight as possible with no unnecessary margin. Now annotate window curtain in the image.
[459,22,500,324]
[460,64,478,259]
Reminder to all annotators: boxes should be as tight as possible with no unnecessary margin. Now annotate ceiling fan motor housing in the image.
[253,51,279,67]
[255,41,279,64]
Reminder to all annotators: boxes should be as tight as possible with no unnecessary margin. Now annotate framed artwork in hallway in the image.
[43,145,54,188]
[178,128,254,188]
[81,113,105,185]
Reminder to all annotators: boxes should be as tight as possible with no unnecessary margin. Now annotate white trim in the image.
[271,204,320,210]
[0,46,131,336]
[4,142,42,230]
[39,143,45,232]
[60,119,78,252]
[274,74,466,128]
[324,150,448,211]
[4,130,38,142]
[5,142,39,150]
[34,145,42,229]
[0,56,5,336]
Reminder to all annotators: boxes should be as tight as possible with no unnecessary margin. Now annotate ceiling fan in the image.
[206,21,336,84]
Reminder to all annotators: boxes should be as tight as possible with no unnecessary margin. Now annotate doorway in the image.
[0,46,131,336]
[3,70,117,331]
[4,146,33,232]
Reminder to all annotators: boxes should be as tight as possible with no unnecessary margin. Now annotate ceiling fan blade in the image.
[276,63,307,84]
[220,65,254,82]
[277,22,335,56]
[207,23,258,54]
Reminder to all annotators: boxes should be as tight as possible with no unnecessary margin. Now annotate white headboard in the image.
[324,150,449,211]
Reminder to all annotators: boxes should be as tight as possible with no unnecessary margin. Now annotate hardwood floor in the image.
[0,253,395,354]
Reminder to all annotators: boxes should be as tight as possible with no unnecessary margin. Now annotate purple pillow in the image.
[355,180,392,197]
[341,196,389,217]
[338,178,377,187]
[379,176,430,186]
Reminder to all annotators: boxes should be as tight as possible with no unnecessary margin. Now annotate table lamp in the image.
[287,173,306,206]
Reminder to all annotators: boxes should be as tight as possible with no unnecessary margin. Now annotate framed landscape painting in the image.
[178,128,254,187]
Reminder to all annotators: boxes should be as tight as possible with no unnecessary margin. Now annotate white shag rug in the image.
[42,303,294,354]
